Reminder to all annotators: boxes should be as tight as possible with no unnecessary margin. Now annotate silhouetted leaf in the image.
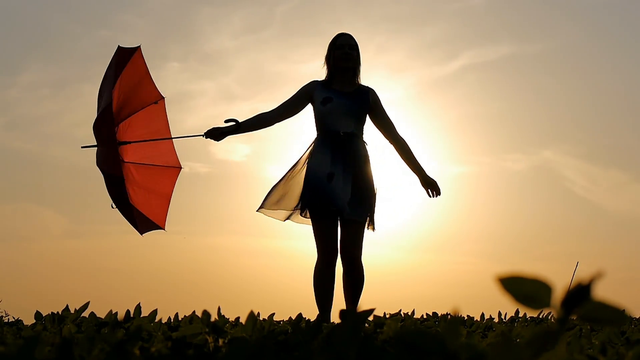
[575,300,629,327]
[34,310,43,322]
[76,301,90,317]
[201,310,211,325]
[133,303,142,318]
[358,308,376,320]
[123,309,132,323]
[499,276,552,309]
[147,309,158,323]
[244,311,258,336]
[88,311,97,322]
[560,278,596,317]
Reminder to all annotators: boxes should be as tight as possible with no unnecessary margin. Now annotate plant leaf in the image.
[133,303,142,318]
[201,310,211,325]
[499,276,552,310]
[575,300,629,327]
[147,309,158,323]
[560,276,600,316]
[244,311,258,336]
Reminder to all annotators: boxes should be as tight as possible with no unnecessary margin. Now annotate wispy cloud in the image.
[210,142,252,162]
[181,162,214,173]
[543,151,640,217]
[486,150,640,217]
[426,45,530,78]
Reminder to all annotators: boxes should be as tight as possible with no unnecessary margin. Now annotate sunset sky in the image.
[1,0,639,324]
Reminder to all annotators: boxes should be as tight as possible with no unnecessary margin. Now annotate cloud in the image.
[427,45,527,78]
[210,142,252,162]
[490,152,545,171]
[181,162,214,173]
[486,150,640,218]
[542,151,640,217]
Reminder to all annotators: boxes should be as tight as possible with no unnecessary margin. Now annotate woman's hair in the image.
[323,32,361,84]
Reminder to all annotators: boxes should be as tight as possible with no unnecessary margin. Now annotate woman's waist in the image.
[316,130,365,142]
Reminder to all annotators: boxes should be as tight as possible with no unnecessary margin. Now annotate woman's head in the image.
[324,32,361,84]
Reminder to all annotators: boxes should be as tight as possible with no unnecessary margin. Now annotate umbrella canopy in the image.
[92,45,181,235]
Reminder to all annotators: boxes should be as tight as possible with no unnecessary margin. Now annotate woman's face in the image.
[332,36,359,68]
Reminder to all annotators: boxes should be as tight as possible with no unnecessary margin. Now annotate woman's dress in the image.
[257,80,376,231]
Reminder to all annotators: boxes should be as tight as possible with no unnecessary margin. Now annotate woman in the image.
[204,33,441,324]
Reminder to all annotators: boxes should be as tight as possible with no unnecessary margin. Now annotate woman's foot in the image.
[314,313,332,324]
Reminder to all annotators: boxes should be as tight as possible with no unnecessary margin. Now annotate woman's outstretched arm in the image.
[205,81,317,141]
[368,88,441,198]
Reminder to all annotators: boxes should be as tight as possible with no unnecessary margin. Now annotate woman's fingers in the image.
[425,183,441,198]
[204,127,226,141]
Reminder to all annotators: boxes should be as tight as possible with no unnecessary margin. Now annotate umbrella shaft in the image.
[80,134,203,149]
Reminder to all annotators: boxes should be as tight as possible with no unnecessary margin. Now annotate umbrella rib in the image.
[117,95,165,126]
[123,160,182,169]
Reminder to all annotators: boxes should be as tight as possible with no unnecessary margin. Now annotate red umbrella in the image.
[80,45,209,235]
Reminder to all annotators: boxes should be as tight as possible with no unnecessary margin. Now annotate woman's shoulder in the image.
[360,83,374,92]
[359,84,377,104]
[305,79,324,93]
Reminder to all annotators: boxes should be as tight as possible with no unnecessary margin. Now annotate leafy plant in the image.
[498,271,632,358]
[1,271,638,359]
[0,300,18,322]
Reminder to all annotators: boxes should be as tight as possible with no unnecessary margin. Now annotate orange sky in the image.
[1,0,639,323]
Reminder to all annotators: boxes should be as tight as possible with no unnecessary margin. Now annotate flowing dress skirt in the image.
[257,132,376,231]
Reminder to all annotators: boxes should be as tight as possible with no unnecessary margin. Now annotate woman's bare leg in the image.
[309,209,339,323]
[339,217,367,311]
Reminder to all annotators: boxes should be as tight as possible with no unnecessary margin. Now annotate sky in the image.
[1,0,639,324]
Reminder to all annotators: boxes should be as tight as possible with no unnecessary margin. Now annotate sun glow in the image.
[363,76,440,234]
[259,77,443,237]
[366,112,427,233]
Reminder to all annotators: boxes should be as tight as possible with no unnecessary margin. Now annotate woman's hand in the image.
[204,119,240,142]
[204,127,229,142]
[420,175,441,198]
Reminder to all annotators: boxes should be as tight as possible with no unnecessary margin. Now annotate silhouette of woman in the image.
[205,33,441,324]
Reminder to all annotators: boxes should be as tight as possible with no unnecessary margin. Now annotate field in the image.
[2,275,639,360]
